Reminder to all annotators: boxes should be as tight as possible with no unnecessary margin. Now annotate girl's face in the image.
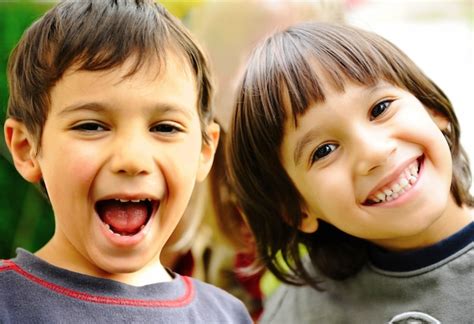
[280,80,465,251]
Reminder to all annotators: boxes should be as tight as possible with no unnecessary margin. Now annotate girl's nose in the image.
[353,129,397,175]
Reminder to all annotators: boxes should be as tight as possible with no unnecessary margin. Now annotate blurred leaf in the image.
[0,1,55,259]
[161,0,204,19]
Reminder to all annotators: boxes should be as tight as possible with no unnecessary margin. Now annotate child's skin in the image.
[281,78,472,251]
[4,54,219,286]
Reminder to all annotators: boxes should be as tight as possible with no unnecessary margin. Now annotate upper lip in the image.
[364,156,420,201]
[96,193,160,202]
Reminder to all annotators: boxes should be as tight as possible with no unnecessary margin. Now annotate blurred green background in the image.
[0,1,201,259]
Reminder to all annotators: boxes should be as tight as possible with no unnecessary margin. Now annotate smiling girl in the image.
[228,22,473,323]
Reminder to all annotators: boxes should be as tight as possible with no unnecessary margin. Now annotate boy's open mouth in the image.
[95,199,158,236]
[363,156,423,206]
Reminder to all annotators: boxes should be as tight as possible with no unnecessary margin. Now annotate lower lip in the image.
[368,157,424,208]
[95,212,154,247]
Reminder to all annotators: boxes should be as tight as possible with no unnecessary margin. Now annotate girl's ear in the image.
[428,108,450,130]
[4,118,42,183]
[299,211,319,233]
[197,121,220,182]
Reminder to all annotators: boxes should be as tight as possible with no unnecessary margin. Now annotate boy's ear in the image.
[428,108,449,130]
[4,118,42,183]
[196,121,220,182]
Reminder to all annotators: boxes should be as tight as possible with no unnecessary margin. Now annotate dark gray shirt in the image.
[0,249,252,323]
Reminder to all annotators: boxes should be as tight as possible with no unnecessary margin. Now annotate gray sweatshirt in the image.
[261,222,474,324]
[0,249,252,323]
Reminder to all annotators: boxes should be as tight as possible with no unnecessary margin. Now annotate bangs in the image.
[249,23,413,126]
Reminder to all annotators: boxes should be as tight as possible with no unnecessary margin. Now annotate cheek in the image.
[298,169,350,219]
[160,138,202,198]
[42,142,100,191]
[70,156,100,185]
[174,138,203,176]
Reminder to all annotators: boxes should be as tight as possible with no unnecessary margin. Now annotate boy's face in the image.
[17,54,217,275]
[280,80,459,251]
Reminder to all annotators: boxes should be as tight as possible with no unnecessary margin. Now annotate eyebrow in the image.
[294,127,321,166]
[58,102,195,120]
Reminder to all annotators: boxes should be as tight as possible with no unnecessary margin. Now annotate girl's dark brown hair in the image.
[7,0,214,149]
[227,22,473,288]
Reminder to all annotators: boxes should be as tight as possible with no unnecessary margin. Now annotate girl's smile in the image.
[363,155,422,206]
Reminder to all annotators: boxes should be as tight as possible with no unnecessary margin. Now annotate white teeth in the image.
[106,224,115,234]
[392,183,401,193]
[368,159,421,204]
[113,198,150,203]
[399,178,409,188]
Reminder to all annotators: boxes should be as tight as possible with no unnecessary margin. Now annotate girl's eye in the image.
[311,143,338,163]
[72,122,107,132]
[150,123,182,134]
[370,100,392,120]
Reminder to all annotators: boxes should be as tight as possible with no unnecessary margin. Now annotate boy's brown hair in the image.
[7,0,213,150]
[227,22,473,288]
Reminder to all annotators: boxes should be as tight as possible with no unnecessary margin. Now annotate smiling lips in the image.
[364,158,421,205]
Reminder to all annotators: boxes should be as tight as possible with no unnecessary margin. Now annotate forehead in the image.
[67,50,193,85]
[49,52,198,116]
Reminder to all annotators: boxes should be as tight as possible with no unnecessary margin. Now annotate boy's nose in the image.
[109,134,154,176]
[353,129,397,175]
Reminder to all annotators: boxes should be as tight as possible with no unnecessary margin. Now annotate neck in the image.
[35,238,172,286]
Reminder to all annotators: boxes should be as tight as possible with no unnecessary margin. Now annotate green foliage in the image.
[0,1,201,259]
[0,2,55,259]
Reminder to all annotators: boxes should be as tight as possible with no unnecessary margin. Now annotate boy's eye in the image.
[72,122,107,132]
[311,143,338,164]
[150,123,182,134]
[370,100,392,120]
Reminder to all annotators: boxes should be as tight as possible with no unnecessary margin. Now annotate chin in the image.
[90,252,153,276]
[104,262,144,274]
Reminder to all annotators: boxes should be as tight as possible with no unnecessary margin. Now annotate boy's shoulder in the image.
[186,276,252,321]
[189,275,247,306]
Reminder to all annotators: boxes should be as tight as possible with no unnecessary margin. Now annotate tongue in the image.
[100,201,148,235]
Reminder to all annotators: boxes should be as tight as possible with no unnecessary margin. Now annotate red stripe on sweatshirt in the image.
[2,260,195,308]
